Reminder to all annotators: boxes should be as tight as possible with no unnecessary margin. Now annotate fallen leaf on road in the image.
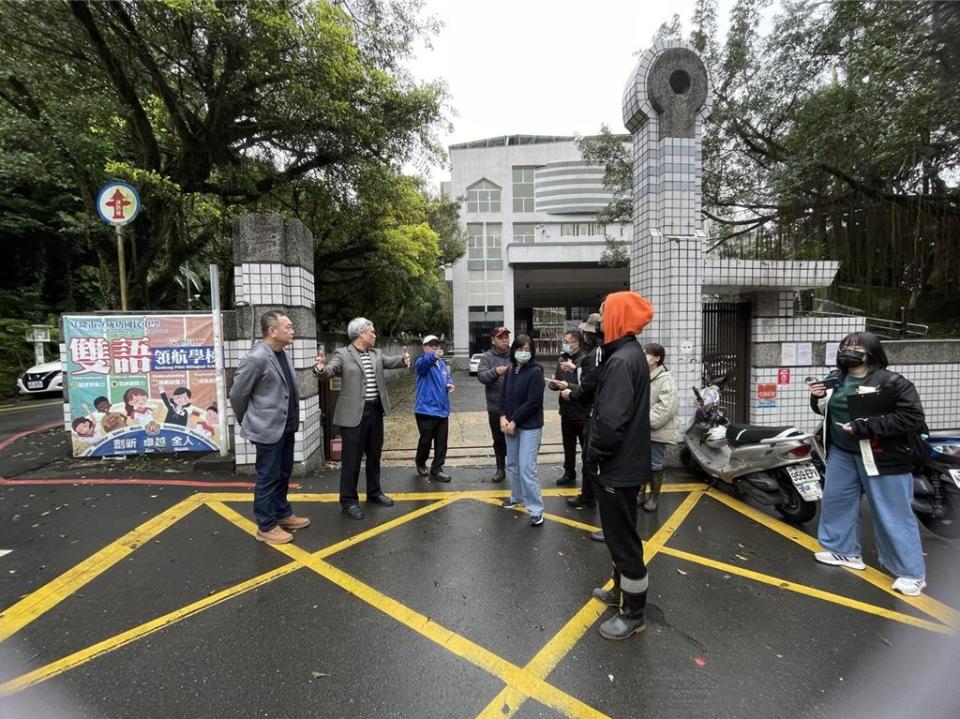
[693,656,708,667]
[311,671,330,679]
[734,554,748,561]
[608,674,614,682]
[676,569,688,575]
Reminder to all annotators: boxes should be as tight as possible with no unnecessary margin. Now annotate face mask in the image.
[515,351,531,364]
[836,348,867,368]
[561,343,572,354]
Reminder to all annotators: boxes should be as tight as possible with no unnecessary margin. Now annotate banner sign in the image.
[63,314,222,457]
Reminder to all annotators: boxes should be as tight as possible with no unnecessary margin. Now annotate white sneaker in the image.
[891,577,926,596]
[814,552,866,570]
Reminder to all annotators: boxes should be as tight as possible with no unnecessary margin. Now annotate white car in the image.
[17,360,63,395]
[469,353,483,376]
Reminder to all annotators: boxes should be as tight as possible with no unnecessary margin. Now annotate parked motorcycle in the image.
[912,432,960,538]
[681,375,823,523]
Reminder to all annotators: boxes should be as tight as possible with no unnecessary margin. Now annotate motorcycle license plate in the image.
[949,469,960,490]
[27,381,43,389]
[786,464,823,501]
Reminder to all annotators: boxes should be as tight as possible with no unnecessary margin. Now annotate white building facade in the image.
[447,135,631,358]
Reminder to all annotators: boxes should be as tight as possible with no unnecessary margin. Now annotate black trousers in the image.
[487,411,506,456]
[597,484,647,582]
[338,401,385,506]
[580,423,597,501]
[415,413,449,470]
[560,417,586,473]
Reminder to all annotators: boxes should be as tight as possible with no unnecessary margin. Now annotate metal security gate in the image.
[702,302,751,423]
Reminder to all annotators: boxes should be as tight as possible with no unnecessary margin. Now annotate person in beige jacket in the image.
[642,343,680,511]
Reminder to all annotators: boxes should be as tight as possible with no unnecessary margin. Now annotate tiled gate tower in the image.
[228,214,323,474]
[622,41,714,418]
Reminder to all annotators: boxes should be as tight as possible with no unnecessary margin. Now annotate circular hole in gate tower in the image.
[669,69,691,94]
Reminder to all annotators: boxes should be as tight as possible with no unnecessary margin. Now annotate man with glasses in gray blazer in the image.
[314,317,411,519]
[229,311,311,545]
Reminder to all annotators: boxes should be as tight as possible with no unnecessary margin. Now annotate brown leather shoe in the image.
[278,514,310,530]
[256,526,294,544]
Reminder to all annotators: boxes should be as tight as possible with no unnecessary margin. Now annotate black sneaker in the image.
[529,514,544,526]
[566,494,596,509]
[430,469,451,483]
[556,472,576,486]
[501,498,521,509]
[416,465,429,477]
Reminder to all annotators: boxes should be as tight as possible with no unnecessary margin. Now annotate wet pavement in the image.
[0,384,959,718]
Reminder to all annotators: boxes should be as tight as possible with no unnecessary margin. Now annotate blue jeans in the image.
[253,431,295,531]
[650,441,666,472]
[505,427,544,516]
[818,447,925,579]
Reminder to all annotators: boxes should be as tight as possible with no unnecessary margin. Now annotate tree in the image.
[0,0,446,309]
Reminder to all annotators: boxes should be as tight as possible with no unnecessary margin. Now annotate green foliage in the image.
[0,0,447,322]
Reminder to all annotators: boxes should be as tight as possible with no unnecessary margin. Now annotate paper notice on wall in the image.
[796,342,812,365]
[825,342,838,367]
[780,342,797,365]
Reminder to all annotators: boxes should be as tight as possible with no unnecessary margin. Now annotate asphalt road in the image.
[0,388,959,718]
[0,397,62,445]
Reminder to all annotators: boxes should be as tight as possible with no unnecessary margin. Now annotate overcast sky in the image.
[404,0,740,188]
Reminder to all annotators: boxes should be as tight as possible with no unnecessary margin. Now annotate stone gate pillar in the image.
[622,41,713,416]
[228,214,322,474]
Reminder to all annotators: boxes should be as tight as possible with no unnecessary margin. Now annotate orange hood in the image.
[601,291,655,343]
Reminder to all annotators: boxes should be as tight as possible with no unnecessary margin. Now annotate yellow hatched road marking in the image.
[475,491,706,719]
[0,497,202,643]
[0,498,454,695]
[705,488,960,628]
[192,483,707,506]
[0,564,301,696]
[659,546,953,636]
[210,502,610,719]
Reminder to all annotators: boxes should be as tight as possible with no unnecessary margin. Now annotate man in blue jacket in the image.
[414,335,455,482]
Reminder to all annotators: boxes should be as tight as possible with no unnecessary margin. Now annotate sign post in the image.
[25,324,52,365]
[96,182,141,311]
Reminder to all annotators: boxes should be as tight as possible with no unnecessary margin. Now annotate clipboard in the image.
[847,389,896,419]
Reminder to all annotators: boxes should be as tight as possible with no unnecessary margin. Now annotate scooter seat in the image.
[726,424,802,447]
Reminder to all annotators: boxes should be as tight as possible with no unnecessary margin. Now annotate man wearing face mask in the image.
[582,291,655,640]
[559,314,603,513]
[548,329,588,487]
[808,331,928,596]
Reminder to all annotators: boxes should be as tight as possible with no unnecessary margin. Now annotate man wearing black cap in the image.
[477,326,511,482]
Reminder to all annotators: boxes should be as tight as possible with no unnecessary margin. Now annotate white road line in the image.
[0,550,11,559]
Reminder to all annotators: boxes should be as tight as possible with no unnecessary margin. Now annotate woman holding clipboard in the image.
[808,331,928,596]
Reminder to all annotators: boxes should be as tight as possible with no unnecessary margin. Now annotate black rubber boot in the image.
[591,569,620,607]
[643,471,663,512]
[599,587,647,640]
[492,451,506,483]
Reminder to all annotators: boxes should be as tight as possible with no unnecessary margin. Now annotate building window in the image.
[512,166,535,213]
[485,223,502,259]
[513,223,535,244]
[560,222,605,237]
[466,179,501,213]
[467,223,484,260]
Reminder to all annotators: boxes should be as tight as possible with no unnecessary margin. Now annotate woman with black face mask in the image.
[808,331,928,596]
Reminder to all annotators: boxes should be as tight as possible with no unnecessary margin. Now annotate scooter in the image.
[681,375,824,523]
[912,432,960,538]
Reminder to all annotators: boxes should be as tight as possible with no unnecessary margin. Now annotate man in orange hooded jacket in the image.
[583,290,655,640]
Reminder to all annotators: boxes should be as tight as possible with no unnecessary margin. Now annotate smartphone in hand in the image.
[821,375,842,390]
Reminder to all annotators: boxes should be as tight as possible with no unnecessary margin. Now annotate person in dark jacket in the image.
[548,329,588,486]
[498,334,546,526]
[414,335,455,482]
[477,327,511,482]
[559,315,603,513]
[584,291,655,640]
[809,331,927,596]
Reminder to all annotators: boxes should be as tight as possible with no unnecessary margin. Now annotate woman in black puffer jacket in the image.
[809,331,927,596]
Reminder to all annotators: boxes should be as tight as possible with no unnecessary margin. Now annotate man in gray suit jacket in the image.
[314,317,410,519]
[229,311,310,544]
